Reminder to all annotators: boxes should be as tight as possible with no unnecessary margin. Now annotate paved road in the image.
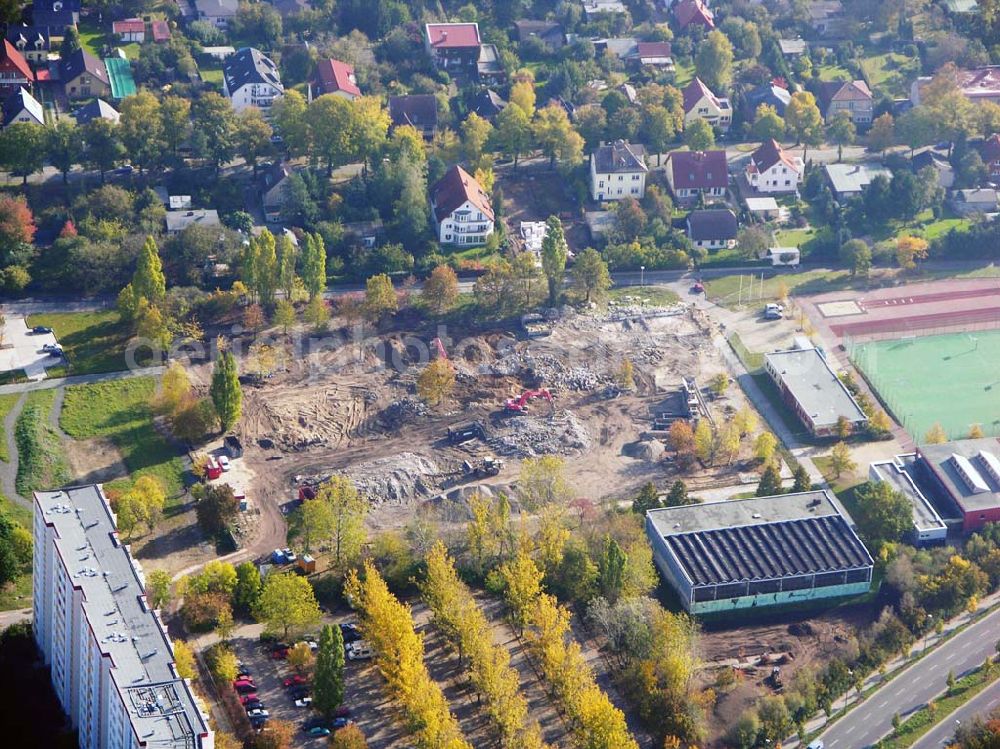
[0,608,31,630]
[818,606,1000,749]
[912,677,1000,749]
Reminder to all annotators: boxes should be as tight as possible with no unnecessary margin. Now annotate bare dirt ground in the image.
[64,436,128,485]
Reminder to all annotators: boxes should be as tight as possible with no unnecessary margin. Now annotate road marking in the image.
[946,653,957,661]
[878,700,889,708]
[845,725,855,734]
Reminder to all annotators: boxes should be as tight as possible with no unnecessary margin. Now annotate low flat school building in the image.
[646,491,874,614]
[764,347,868,437]
[913,438,1000,532]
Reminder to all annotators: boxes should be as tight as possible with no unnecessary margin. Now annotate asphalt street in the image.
[911,678,1000,749]
[818,606,1000,749]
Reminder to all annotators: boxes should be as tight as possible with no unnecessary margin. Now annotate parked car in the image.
[41,343,61,353]
[346,641,374,660]
[246,708,270,719]
[289,686,310,700]
[271,646,289,660]
[271,549,287,564]
[763,303,784,320]
[301,717,327,730]
[306,726,330,737]
[691,282,704,294]
[239,693,259,705]
[283,675,308,688]
[282,547,297,563]
[219,455,231,471]
[250,715,267,729]
[30,326,52,334]
[295,697,312,708]
[243,700,264,711]
[339,623,362,644]
[333,717,351,729]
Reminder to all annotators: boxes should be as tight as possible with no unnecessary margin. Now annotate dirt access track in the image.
[231,302,734,531]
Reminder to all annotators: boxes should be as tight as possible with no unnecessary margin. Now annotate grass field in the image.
[0,394,21,462]
[860,53,920,98]
[705,268,856,307]
[852,330,1000,440]
[817,63,853,81]
[26,311,131,376]
[14,389,68,496]
[60,377,187,499]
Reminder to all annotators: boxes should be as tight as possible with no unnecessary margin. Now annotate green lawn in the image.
[0,394,20,462]
[14,389,68,496]
[914,217,970,241]
[199,66,224,85]
[60,377,187,500]
[860,53,920,98]
[77,21,106,59]
[817,63,853,81]
[774,227,817,247]
[705,269,856,307]
[672,60,696,88]
[26,311,131,376]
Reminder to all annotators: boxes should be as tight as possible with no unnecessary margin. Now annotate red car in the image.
[240,693,259,705]
[691,282,704,294]
[283,675,308,688]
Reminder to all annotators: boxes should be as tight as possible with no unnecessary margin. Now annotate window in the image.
[618,175,623,181]
[599,180,604,187]
[445,234,451,241]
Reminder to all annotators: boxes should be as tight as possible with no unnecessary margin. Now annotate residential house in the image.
[151,20,170,42]
[59,48,109,99]
[778,39,807,58]
[312,58,360,100]
[6,25,51,65]
[590,140,648,201]
[911,67,1000,107]
[0,40,33,97]
[73,98,119,124]
[980,133,1000,179]
[745,139,804,194]
[430,165,495,246]
[112,18,145,43]
[467,88,506,120]
[664,149,728,203]
[424,23,481,71]
[165,209,221,235]
[32,0,80,32]
[593,38,640,64]
[261,163,291,222]
[911,149,955,189]
[952,188,1000,215]
[637,41,674,70]
[746,81,791,116]
[2,87,43,127]
[683,77,731,131]
[823,163,891,201]
[223,47,283,113]
[687,208,738,251]
[343,220,384,248]
[389,94,438,138]
[807,0,848,37]
[673,0,715,31]
[584,0,627,18]
[513,19,564,51]
[195,0,239,28]
[816,79,873,124]
[477,44,504,84]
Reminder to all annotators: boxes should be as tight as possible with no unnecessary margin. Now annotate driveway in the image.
[0,315,61,380]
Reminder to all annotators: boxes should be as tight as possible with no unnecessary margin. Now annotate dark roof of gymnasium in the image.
[665,515,873,585]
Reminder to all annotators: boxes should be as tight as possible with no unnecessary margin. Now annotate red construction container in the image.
[205,456,222,480]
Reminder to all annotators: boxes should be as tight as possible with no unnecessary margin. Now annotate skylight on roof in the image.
[952,453,990,494]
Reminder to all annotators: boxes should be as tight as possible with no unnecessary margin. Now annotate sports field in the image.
[852,330,1000,440]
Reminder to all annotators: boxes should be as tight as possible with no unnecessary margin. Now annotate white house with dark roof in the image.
[431,165,495,246]
[195,0,239,27]
[2,87,43,128]
[223,47,283,113]
[746,139,804,194]
[686,208,738,251]
[590,140,648,201]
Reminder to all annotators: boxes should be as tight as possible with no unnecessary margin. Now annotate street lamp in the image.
[640,265,645,289]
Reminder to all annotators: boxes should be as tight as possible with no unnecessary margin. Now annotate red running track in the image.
[859,287,1000,309]
[831,305,1000,337]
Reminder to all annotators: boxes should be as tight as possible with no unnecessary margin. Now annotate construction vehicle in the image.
[447,421,485,444]
[462,456,504,478]
[432,337,448,360]
[504,388,553,414]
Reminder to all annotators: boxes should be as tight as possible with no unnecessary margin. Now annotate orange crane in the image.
[504,388,554,414]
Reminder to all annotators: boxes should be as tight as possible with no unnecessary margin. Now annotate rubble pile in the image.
[488,349,613,392]
[380,398,430,428]
[487,411,592,457]
[341,452,441,504]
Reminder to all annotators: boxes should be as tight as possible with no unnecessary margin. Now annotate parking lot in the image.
[0,315,61,380]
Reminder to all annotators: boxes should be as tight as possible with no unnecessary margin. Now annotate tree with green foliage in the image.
[192,92,237,171]
[274,299,295,334]
[83,118,124,181]
[133,236,166,303]
[572,248,612,304]
[665,479,689,507]
[541,215,568,306]
[234,561,263,615]
[0,122,46,184]
[632,482,661,514]
[827,110,857,162]
[829,441,856,477]
[751,104,786,142]
[597,536,628,604]
[422,264,459,314]
[317,476,368,568]
[255,573,322,639]
[364,273,397,322]
[195,482,240,535]
[236,108,273,176]
[786,92,824,160]
[791,465,813,493]
[147,569,172,609]
[495,103,532,168]
[313,624,346,719]
[301,233,327,299]
[853,480,913,547]
[683,118,715,152]
[757,461,783,496]
[46,121,83,183]
[534,104,584,170]
[210,351,242,431]
[840,239,872,277]
[119,91,164,174]
[695,32,734,92]
[0,511,28,587]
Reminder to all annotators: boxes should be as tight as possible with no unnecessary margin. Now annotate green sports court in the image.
[851,330,1000,440]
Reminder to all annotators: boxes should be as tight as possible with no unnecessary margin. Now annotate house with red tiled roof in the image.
[745,139,804,194]
[674,0,715,31]
[637,41,674,70]
[815,79,873,124]
[664,149,728,204]
[313,59,360,100]
[431,165,495,246]
[424,23,481,71]
[682,77,731,131]
[0,40,33,97]
[151,20,170,43]
[113,18,146,42]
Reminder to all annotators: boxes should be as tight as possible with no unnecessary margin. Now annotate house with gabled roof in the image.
[389,94,437,139]
[112,18,145,43]
[6,25,51,65]
[73,98,119,124]
[431,165,495,246]
[746,81,791,116]
[32,0,80,32]
[683,77,731,131]
[424,23,481,71]
[223,47,283,113]
[195,0,239,28]
[745,139,804,194]
[312,58,360,100]
[514,19,564,51]
[590,140,648,201]
[674,0,715,31]
[2,87,43,128]
[816,79,873,124]
[59,48,108,99]
[664,149,728,204]
[0,40,33,97]
[637,42,674,70]
[686,208,738,251]
[467,88,506,120]
[980,133,1000,179]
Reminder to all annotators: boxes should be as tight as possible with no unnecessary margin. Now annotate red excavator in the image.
[504,388,554,414]
[431,337,448,361]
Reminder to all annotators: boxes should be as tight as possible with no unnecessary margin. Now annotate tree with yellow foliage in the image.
[498,547,545,634]
[925,422,948,444]
[969,424,985,439]
[173,639,197,680]
[417,358,455,406]
[896,235,929,271]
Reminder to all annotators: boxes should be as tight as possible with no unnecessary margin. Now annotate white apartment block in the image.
[34,485,214,749]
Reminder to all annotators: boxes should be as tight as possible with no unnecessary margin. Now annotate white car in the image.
[347,641,374,660]
[246,708,270,719]
[219,455,231,471]
[294,697,312,708]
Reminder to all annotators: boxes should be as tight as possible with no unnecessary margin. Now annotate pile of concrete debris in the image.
[341,452,441,504]
[488,349,613,392]
[380,397,430,428]
[487,411,591,457]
